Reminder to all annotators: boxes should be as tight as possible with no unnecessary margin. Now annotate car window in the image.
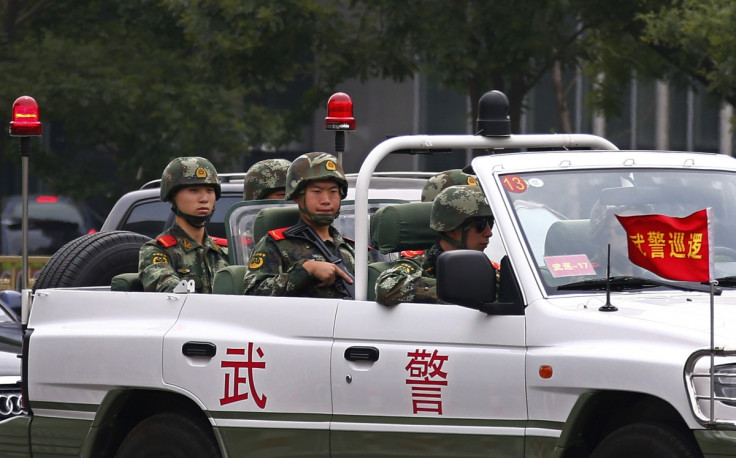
[119,201,169,239]
[7,201,86,227]
[208,195,241,239]
[118,195,242,240]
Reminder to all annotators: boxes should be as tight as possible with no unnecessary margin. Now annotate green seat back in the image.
[544,219,594,257]
[369,202,435,253]
[367,202,435,300]
[213,265,249,295]
[111,272,143,292]
[252,207,302,245]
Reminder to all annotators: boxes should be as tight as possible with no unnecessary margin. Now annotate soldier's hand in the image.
[303,260,354,287]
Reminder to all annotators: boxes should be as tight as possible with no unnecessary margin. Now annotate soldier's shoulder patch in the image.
[268,227,288,241]
[394,261,417,274]
[152,253,169,264]
[157,234,177,248]
[249,252,266,269]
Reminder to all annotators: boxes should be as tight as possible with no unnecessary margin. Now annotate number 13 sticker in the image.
[502,175,527,193]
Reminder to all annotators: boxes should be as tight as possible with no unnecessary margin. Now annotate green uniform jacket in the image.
[375,243,444,306]
[243,222,355,298]
[139,222,229,293]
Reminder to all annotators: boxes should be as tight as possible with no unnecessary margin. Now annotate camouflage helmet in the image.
[243,158,291,200]
[285,152,348,200]
[160,156,221,203]
[421,169,478,202]
[430,185,492,232]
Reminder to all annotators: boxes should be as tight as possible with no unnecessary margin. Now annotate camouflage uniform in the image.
[243,220,355,297]
[243,158,291,200]
[139,156,229,292]
[243,152,354,298]
[376,185,494,306]
[421,169,478,202]
[374,244,444,305]
[139,222,228,293]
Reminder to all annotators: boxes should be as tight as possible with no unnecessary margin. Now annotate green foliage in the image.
[639,0,736,104]
[1,0,735,209]
[0,0,344,205]
[347,0,629,130]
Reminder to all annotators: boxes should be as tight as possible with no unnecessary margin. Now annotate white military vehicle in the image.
[2,91,736,457]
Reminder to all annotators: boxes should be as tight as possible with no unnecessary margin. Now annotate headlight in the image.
[714,364,736,407]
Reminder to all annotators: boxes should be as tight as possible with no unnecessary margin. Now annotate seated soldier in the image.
[243,158,291,201]
[421,169,478,202]
[375,185,494,306]
[139,157,229,293]
[243,152,355,298]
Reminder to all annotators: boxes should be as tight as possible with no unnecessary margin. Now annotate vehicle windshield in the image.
[500,168,736,294]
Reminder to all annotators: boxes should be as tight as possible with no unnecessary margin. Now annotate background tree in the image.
[347,0,682,133]
[638,0,736,106]
[0,0,344,208]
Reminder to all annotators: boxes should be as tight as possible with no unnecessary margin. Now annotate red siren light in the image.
[9,96,42,137]
[325,92,355,131]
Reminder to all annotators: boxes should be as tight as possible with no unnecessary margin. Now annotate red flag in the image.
[615,208,713,282]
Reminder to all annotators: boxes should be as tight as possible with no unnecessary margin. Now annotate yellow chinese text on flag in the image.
[615,208,712,282]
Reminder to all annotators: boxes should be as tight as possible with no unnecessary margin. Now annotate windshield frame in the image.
[473,155,736,298]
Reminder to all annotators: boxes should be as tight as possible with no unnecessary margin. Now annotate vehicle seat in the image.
[111,272,144,292]
[212,265,249,295]
[543,219,595,258]
[212,207,301,295]
[367,202,435,300]
[252,206,302,245]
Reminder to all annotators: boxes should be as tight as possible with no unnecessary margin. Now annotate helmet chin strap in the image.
[439,228,468,249]
[298,194,339,226]
[171,204,213,228]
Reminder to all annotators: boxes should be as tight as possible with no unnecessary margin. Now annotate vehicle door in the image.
[162,294,339,457]
[330,299,526,457]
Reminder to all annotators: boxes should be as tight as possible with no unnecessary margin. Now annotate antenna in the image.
[599,244,618,312]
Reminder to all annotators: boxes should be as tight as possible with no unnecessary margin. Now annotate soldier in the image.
[243,152,355,298]
[375,185,494,306]
[243,158,291,201]
[421,169,478,202]
[139,156,229,293]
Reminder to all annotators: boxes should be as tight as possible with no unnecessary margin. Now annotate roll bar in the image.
[352,133,619,301]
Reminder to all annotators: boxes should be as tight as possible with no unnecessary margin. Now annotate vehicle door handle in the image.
[182,341,217,358]
[344,346,379,362]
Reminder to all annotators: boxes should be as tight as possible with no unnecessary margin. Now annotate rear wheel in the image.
[33,231,150,290]
[115,412,220,458]
[590,422,701,458]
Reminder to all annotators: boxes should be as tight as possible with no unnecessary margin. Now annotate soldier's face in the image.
[464,221,492,251]
[300,180,341,212]
[446,219,492,251]
[174,185,216,216]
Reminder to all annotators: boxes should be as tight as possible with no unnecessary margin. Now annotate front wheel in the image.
[115,412,220,458]
[590,422,701,458]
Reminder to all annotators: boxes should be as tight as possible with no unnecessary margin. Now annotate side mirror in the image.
[437,250,497,312]
[437,250,524,315]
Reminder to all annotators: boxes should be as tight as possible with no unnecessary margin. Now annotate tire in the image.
[115,412,220,458]
[590,422,702,458]
[33,231,150,291]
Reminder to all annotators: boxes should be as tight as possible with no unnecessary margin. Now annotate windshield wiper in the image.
[558,276,719,294]
[714,276,736,287]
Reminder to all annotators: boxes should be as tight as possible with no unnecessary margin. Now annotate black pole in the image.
[335,131,345,164]
[599,244,618,312]
[20,137,29,291]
